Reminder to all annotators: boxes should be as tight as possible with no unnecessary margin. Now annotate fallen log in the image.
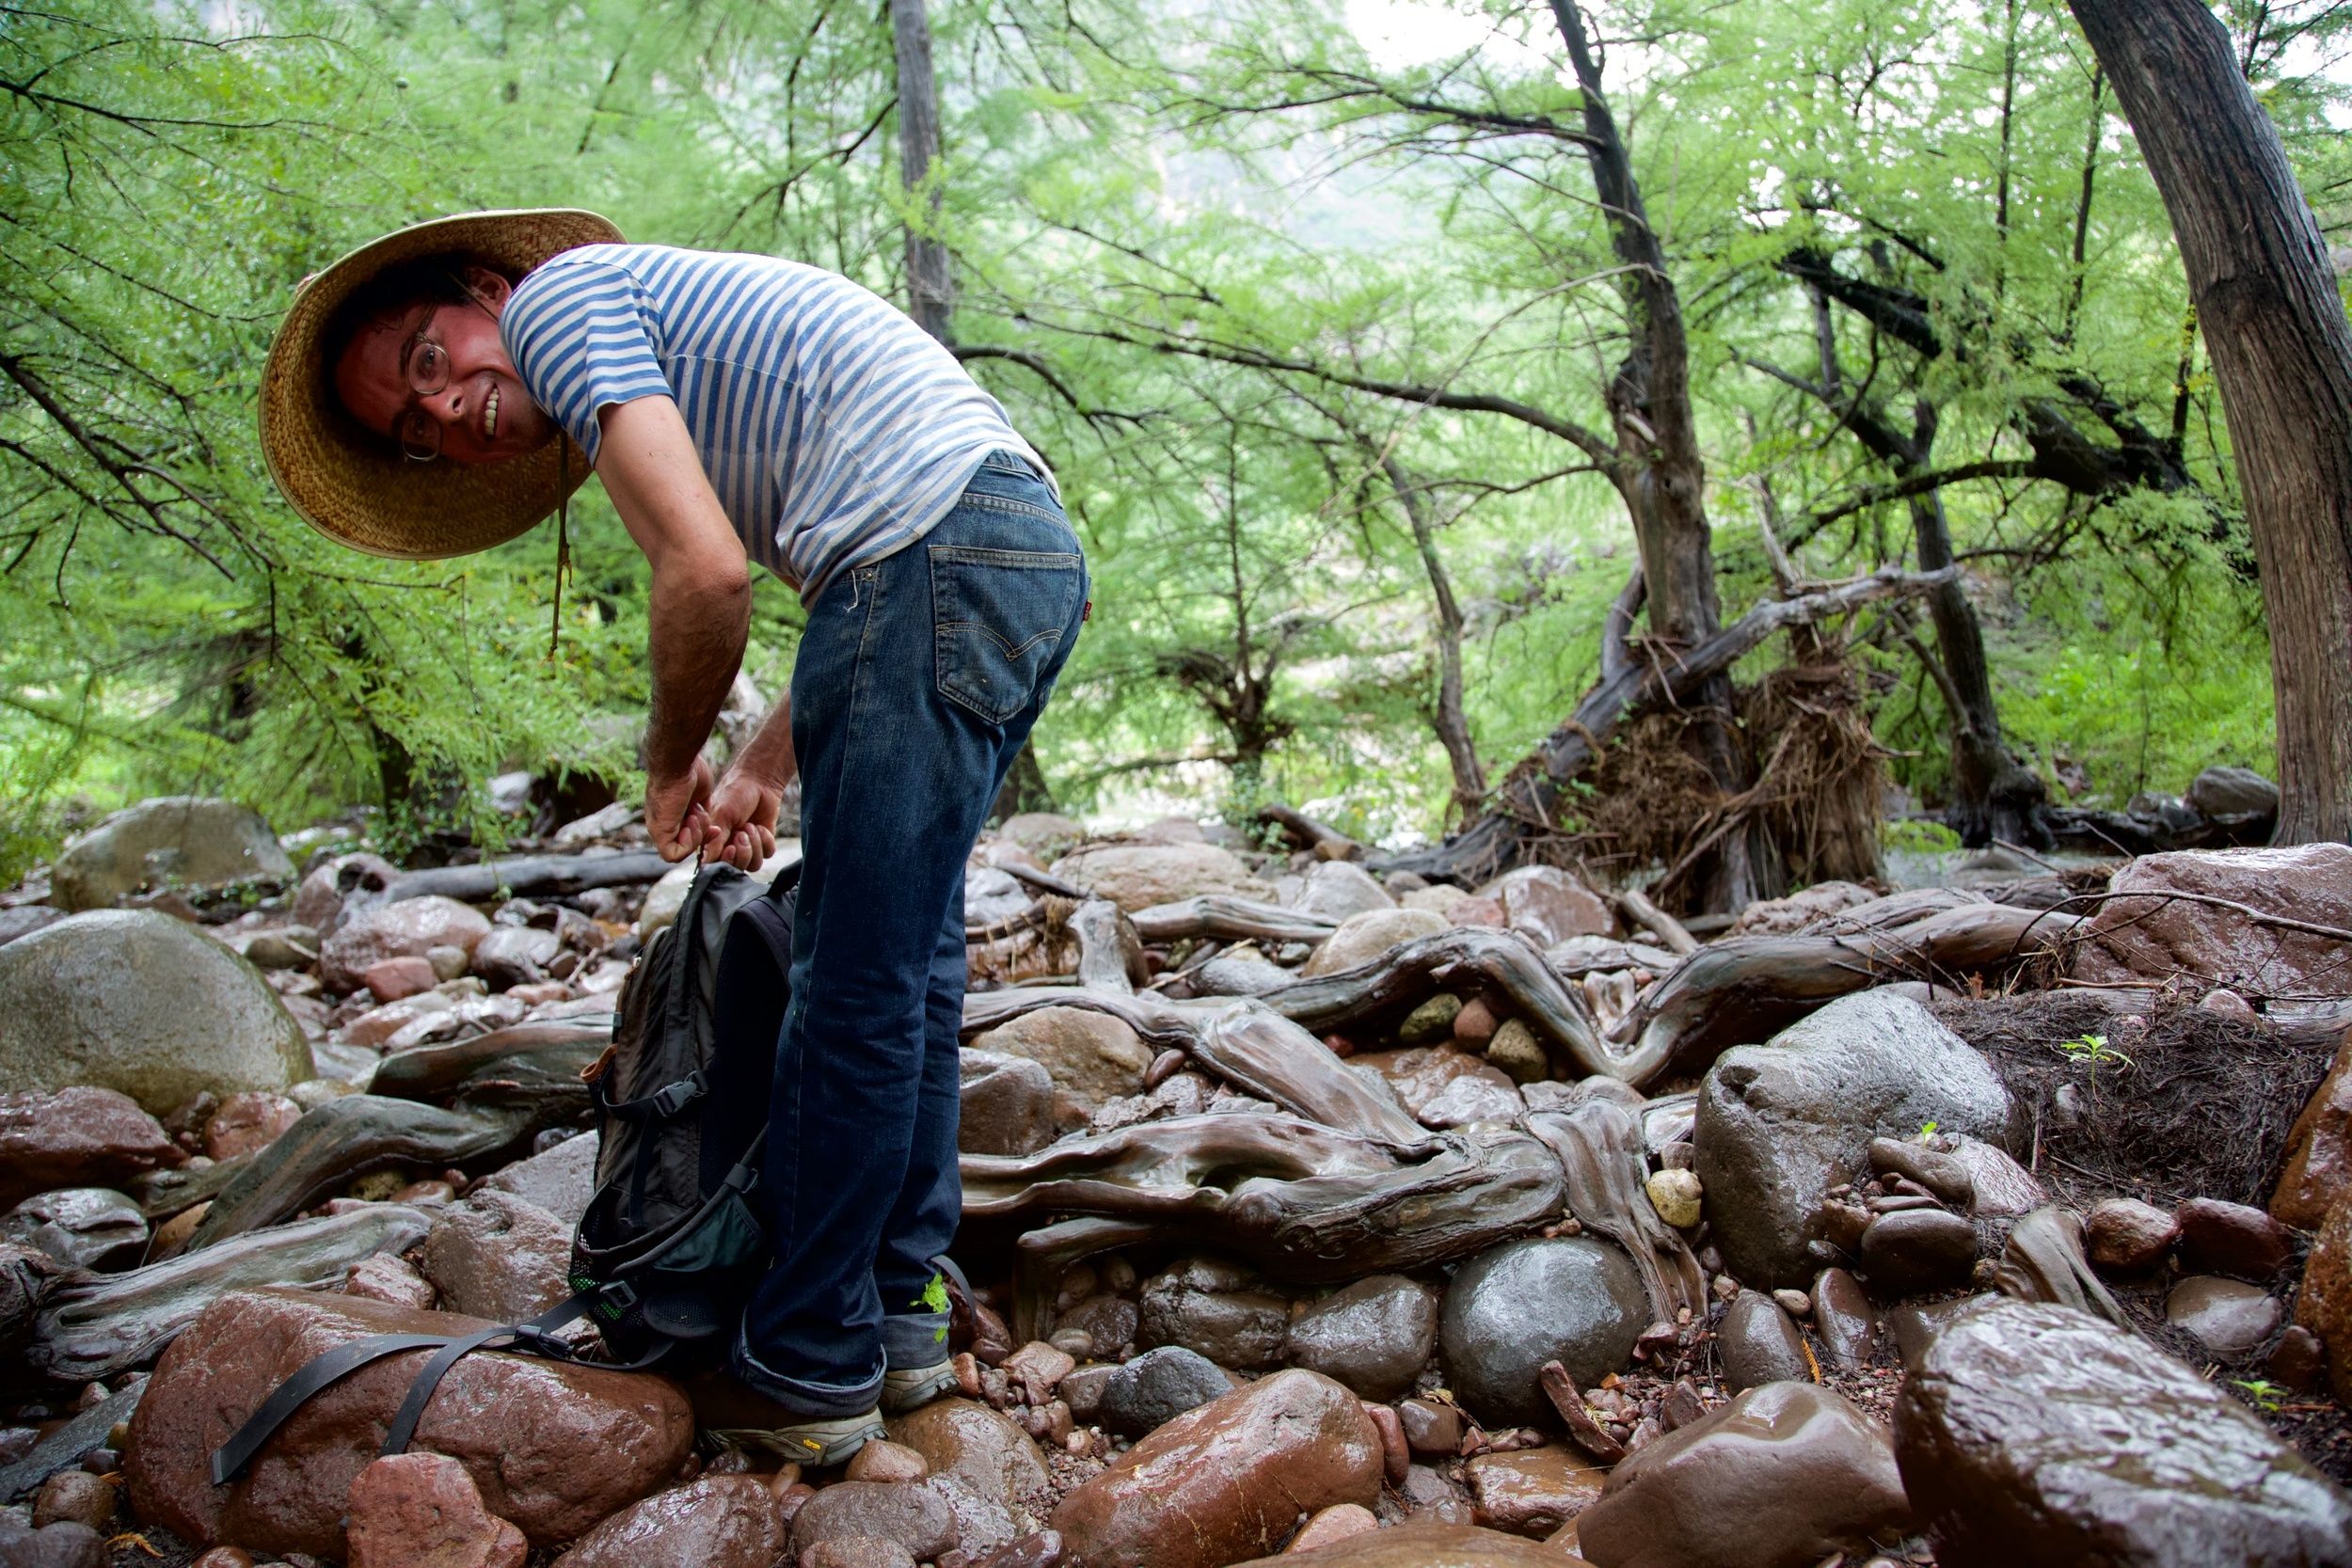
[1254,804,1363,861]
[369,1020,612,1101]
[381,849,675,905]
[24,1206,433,1383]
[961,1114,1564,1285]
[185,1098,529,1250]
[1615,901,2088,1073]
[1374,565,1963,883]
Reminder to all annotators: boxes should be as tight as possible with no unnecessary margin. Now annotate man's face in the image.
[332,266,553,467]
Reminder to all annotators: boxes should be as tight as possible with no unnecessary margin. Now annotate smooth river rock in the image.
[1694,990,2016,1290]
[1283,1275,1437,1402]
[1301,908,1450,979]
[123,1288,693,1559]
[0,1086,176,1210]
[1233,1522,1570,1567]
[51,797,293,911]
[1091,1344,1237,1436]
[2165,1275,2280,1360]
[1461,1448,1607,1536]
[1717,1291,1813,1392]
[1895,1298,2352,1566]
[321,896,493,993]
[551,1476,790,1568]
[1578,1382,1913,1568]
[1050,1370,1382,1568]
[969,1008,1152,1117]
[1138,1256,1290,1370]
[1048,844,1273,912]
[0,911,313,1113]
[1438,1237,1646,1428]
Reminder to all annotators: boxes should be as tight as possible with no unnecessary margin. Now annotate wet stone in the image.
[30,1471,114,1531]
[418,1190,571,1322]
[2175,1196,2294,1279]
[1092,1345,1235,1436]
[1462,1448,1608,1537]
[1398,1398,1463,1459]
[1717,1291,1813,1393]
[1137,1258,1289,1370]
[790,1481,956,1562]
[800,1539,917,1568]
[0,1519,103,1568]
[1,1188,147,1272]
[549,1476,791,1568]
[1283,1275,1437,1403]
[1438,1237,1647,1428]
[2166,1275,2280,1360]
[203,1091,302,1161]
[344,1451,526,1568]
[1896,1298,2352,1566]
[1578,1382,1913,1568]
[0,1087,176,1211]
[1285,1501,1378,1553]
[2084,1196,2178,1275]
[1056,1293,1137,1356]
[1856,1209,1978,1297]
[1809,1268,1877,1371]
[1884,1298,1977,1374]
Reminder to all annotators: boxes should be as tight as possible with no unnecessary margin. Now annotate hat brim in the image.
[259,209,624,561]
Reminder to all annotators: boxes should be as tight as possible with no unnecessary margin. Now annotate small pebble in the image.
[1048,1328,1093,1359]
[845,1439,929,1483]
[31,1470,114,1531]
[1772,1289,1811,1319]
[1645,1169,1702,1229]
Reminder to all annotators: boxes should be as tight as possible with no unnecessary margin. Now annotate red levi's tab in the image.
[1082,598,1092,622]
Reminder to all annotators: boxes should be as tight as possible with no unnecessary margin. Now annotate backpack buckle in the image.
[594,1280,640,1320]
[652,1076,706,1117]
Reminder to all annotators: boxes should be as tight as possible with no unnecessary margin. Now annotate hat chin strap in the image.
[549,437,570,658]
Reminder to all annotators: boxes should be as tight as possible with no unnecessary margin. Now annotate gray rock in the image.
[1093,1346,1236,1436]
[0,911,312,1114]
[1717,1291,1812,1393]
[1137,1258,1289,1369]
[0,1189,147,1272]
[0,909,65,950]
[1896,1299,2352,1566]
[470,926,560,990]
[1694,991,2016,1290]
[958,1051,1057,1155]
[968,1007,1151,1116]
[478,1131,598,1230]
[2188,765,2280,823]
[1438,1237,1647,1428]
[1292,862,1396,922]
[2166,1276,2281,1360]
[50,798,292,911]
[1284,1275,1438,1402]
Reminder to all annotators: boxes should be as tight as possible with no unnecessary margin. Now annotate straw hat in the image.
[259,208,625,560]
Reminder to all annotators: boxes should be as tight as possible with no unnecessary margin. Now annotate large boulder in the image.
[322,897,493,993]
[2273,1029,2352,1229]
[123,1289,693,1559]
[1896,1299,2352,1566]
[968,1007,1150,1117]
[0,1087,175,1210]
[1474,866,1613,945]
[1438,1238,1647,1428]
[1694,991,2017,1290]
[1232,1523,1582,1566]
[1048,843,1272,912]
[1302,908,1449,979]
[1578,1382,1912,1568]
[0,911,312,1114]
[2074,844,2352,997]
[2186,765,2280,827]
[50,797,293,911]
[1050,1370,1381,1568]
[548,1477,789,1568]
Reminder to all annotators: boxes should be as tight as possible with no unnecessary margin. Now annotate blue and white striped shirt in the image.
[501,244,1052,604]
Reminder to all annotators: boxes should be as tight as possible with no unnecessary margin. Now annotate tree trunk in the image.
[991,742,1057,821]
[1548,0,1766,910]
[2068,0,2352,843]
[889,0,955,345]
[1381,456,1486,819]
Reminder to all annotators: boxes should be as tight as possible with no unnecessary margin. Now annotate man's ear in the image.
[459,265,514,315]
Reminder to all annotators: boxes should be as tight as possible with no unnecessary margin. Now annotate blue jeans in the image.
[734,451,1086,1416]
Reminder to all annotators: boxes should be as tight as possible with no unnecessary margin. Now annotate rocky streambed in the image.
[0,794,2349,1566]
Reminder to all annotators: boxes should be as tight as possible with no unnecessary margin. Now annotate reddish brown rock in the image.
[550,1476,789,1568]
[1049,1370,1382,1568]
[2297,1194,2352,1402]
[884,1399,1049,1510]
[790,1481,956,1560]
[0,1086,175,1209]
[342,1252,437,1310]
[418,1190,572,1320]
[2084,1197,2178,1275]
[2276,1032,2352,1229]
[363,956,439,1004]
[802,1541,917,1568]
[2074,845,2352,998]
[1577,1383,1911,1568]
[1398,1398,1463,1459]
[2176,1196,2295,1279]
[1347,1047,1517,1121]
[1452,997,1501,1051]
[1363,1402,1408,1487]
[203,1092,302,1161]
[1464,1448,1608,1537]
[322,896,491,993]
[1235,1522,1569,1566]
[847,1439,930,1484]
[1476,867,1613,945]
[31,1469,115,1530]
[122,1289,693,1559]
[345,1452,527,1568]
[1285,1503,1377,1553]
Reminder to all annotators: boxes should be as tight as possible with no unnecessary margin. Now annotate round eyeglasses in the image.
[394,331,453,463]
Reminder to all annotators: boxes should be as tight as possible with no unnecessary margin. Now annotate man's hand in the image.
[703,766,786,870]
[646,755,718,862]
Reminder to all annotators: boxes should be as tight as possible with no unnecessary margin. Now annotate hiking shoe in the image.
[881,1359,958,1414]
[704,1407,885,1466]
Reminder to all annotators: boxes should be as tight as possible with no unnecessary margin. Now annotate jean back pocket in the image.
[931,543,1083,724]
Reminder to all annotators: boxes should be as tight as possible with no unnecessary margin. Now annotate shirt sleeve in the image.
[500,256,674,467]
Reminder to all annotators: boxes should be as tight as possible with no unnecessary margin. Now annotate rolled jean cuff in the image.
[731,1335,883,1419]
[882,1309,953,1369]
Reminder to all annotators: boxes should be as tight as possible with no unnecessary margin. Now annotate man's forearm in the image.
[644,561,750,782]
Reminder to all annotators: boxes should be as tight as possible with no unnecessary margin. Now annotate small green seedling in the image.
[2232,1378,2285,1414]
[2055,1032,2133,1105]
[1915,1120,1939,1143]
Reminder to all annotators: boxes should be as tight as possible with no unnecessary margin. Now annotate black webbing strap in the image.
[211,1332,457,1483]
[379,1291,603,1457]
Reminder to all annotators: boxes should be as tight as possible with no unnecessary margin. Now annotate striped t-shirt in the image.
[500,244,1053,604]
